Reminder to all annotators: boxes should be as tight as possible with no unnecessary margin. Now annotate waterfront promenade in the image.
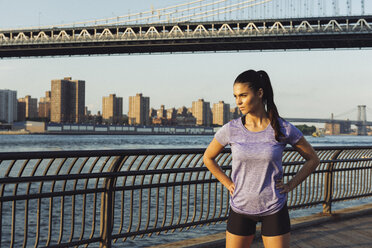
[151,203,372,248]
[0,145,371,247]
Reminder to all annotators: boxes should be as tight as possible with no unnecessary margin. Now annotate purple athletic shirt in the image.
[214,117,303,216]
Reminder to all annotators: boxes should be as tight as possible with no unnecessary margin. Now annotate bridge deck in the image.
[149,203,372,248]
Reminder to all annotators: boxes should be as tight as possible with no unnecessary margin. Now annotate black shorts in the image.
[227,204,291,237]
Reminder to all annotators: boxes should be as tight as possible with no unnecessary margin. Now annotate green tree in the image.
[295,124,316,135]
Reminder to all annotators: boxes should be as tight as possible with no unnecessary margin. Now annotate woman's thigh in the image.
[261,232,290,248]
[260,204,291,236]
[260,204,291,248]
[226,230,255,248]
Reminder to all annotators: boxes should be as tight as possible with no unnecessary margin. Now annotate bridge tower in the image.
[325,113,340,135]
[357,105,367,135]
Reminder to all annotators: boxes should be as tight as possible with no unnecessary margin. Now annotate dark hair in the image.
[234,69,284,142]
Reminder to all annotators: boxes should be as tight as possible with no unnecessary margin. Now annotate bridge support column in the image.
[357,105,367,135]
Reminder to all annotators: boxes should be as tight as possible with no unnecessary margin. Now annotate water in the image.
[0,134,372,152]
[0,134,371,247]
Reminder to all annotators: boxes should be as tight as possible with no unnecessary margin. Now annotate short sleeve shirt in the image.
[214,117,303,216]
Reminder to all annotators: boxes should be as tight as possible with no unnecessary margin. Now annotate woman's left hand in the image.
[276,180,291,194]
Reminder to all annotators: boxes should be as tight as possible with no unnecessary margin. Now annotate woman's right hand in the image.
[227,182,235,196]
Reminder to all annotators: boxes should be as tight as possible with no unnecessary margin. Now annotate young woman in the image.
[203,70,320,248]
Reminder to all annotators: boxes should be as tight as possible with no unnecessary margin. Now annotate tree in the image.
[295,124,316,135]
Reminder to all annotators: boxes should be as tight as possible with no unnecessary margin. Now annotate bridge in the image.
[1,0,372,58]
[287,118,371,136]
[287,117,371,126]
[287,105,371,135]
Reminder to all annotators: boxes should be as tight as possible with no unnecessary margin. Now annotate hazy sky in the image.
[0,0,371,121]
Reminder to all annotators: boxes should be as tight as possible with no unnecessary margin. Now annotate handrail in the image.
[0,146,371,247]
[1,145,371,159]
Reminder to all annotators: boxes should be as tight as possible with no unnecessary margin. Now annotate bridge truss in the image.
[1,15,371,58]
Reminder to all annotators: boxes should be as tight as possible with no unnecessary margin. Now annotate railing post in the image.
[100,156,126,248]
[100,183,114,248]
[323,150,342,215]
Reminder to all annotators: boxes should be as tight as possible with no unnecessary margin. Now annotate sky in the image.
[0,0,371,122]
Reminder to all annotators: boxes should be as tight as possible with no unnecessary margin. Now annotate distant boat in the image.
[312,131,325,137]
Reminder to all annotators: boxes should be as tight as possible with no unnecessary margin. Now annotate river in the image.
[0,134,372,152]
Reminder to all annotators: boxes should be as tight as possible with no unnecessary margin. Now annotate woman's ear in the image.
[257,88,264,98]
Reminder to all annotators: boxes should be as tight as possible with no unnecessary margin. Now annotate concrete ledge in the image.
[291,202,372,231]
[147,203,372,248]
[147,232,226,248]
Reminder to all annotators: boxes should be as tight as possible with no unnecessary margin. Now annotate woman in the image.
[203,70,320,248]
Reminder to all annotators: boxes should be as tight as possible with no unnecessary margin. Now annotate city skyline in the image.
[1,80,244,130]
[1,1,372,122]
[3,80,368,136]
[3,62,370,123]
[3,79,238,121]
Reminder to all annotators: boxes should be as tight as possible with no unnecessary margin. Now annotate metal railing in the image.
[0,146,371,247]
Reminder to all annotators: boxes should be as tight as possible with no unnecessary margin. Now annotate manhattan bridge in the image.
[0,0,371,134]
[1,0,372,57]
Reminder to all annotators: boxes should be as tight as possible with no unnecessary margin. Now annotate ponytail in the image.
[234,70,285,142]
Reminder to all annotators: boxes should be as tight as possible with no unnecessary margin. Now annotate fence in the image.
[0,146,371,247]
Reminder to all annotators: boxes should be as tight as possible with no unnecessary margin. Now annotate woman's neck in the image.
[245,111,270,128]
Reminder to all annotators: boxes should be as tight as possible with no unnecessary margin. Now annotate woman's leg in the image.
[226,230,255,248]
[226,207,257,248]
[261,232,290,248]
[260,204,291,248]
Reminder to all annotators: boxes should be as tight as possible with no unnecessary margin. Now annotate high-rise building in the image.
[230,107,241,120]
[102,94,123,124]
[212,101,230,126]
[17,101,26,122]
[191,99,212,126]
[177,106,188,116]
[38,91,51,120]
[85,106,91,116]
[0,89,17,123]
[167,108,177,120]
[70,79,85,123]
[51,77,85,123]
[18,95,38,120]
[150,108,157,118]
[157,105,166,118]
[151,105,166,125]
[128,93,150,125]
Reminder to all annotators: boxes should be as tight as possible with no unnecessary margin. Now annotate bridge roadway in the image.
[149,203,372,248]
[1,16,372,58]
[285,117,372,126]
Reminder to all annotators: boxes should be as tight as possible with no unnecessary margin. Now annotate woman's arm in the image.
[203,138,235,195]
[276,136,320,193]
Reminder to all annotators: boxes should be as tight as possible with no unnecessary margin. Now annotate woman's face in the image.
[233,83,263,115]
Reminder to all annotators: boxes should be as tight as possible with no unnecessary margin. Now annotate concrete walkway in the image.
[149,203,372,248]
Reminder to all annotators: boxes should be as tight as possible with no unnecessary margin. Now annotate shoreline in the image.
[0,131,214,136]
[0,131,369,136]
